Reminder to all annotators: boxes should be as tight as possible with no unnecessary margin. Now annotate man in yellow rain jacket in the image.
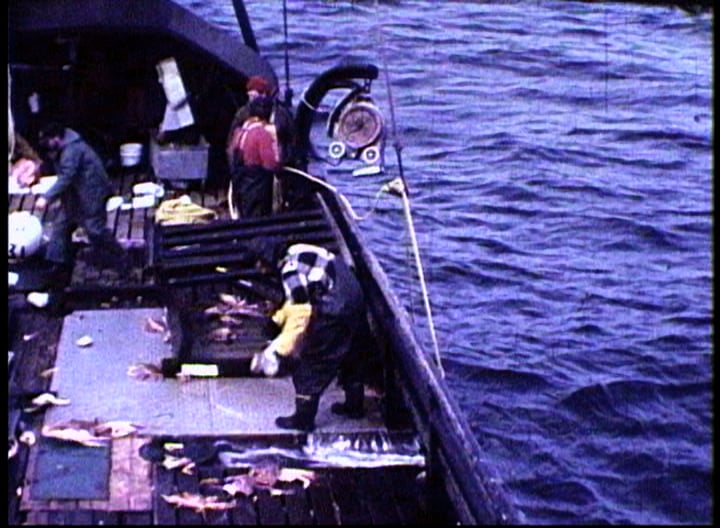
[251,243,367,431]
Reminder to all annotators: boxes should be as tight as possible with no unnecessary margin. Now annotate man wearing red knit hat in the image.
[226,76,297,216]
[226,76,274,164]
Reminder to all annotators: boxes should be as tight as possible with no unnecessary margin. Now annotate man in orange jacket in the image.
[227,96,280,218]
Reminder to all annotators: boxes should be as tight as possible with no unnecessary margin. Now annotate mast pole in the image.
[282,0,293,107]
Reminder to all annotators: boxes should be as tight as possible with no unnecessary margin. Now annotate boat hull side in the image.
[317,189,523,525]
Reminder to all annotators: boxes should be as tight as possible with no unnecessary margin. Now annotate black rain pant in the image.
[292,259,368,398]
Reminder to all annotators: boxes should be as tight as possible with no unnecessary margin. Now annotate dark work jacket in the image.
[292,258,366,396]
[44,129,114,219]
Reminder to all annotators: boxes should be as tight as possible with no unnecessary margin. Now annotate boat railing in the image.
[316,186,523,525]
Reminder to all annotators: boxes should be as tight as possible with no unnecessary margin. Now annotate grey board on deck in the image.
[46,308,384,435]
[30,438,111,500]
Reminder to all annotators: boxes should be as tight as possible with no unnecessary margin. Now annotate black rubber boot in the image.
[275,395,319,432]
[331,383,365,419]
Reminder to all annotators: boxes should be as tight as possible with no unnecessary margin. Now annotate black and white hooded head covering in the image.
[280,243,336,304]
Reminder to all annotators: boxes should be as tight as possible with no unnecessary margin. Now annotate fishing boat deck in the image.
[8,303,430,526]
[20,461,426,526]
[8,166,218,292]
[8,167,435,526]
[46,307,386,435]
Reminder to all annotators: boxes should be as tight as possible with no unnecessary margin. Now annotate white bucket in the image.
[120,143,143,167]
[8,211,43,260]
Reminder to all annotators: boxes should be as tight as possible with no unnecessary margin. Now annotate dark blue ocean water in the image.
[178,1,713,524]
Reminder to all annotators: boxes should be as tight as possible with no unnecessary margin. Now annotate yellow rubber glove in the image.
[270,301,312,357]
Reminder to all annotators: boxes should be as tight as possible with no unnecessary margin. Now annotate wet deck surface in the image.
[8,171,435,526]
[47,308,386,436]
[10,170,228,295]
[20,463,427,526]
[9,304,429,525]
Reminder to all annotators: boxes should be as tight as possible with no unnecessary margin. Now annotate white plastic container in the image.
[8,211,43,260]
[132,182,165,198]
[120,143,143,167]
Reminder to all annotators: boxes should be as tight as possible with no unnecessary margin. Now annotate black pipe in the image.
[231,0,260,52]
[294,63,379,167]
[158,209,325,236]
[158,220,331,247]
[160,234,336,260]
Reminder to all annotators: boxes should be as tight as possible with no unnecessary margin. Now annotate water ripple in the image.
[195,1,712,524]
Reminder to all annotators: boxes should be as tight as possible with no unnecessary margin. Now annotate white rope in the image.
[387,178,444,377]
[285,165,444,376]
[228,179,238,219]
[299,89,319,112]
[228,166,383,222]
[281,165,383,222]
[371,2,445,377]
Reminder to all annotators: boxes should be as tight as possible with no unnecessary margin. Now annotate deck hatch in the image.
[29,439,111,500]
[150,210,339,286]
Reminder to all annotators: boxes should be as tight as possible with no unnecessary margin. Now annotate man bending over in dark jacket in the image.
[35,123,128,281]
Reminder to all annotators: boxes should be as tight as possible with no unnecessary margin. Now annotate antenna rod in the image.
[374,2,444,376]
[231,0,259,52]
[282,0,293,107]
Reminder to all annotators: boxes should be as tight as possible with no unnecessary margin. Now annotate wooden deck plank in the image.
[19,498,52,512]
[92,167,153,248]
[357,469,402,525]
[8,192,27,214]
[202,509,234,526]
[230,496,258,525]
[45,509,89,524]
[124,199,138,242]
[49,499,80,511]
[387,466,426,524]
[8,451,25,525]
[9,310,61,396]
[76,497,108,511]
[328,470,373,525]
[20,440,40,510]
[122,511,154,525]
[69,510,95,525]
[42,201,58,225]
[255,490,286,525]
[24,511,50,524]
[109,204,122,241]
[307,482,338,525]
[128,436,154,511]
[92,510,122,525]
[174,470,205,526]
[9,192,25,211]
[107,438,133,511]
[284,486,313,525]
[198,464,234,526]
[152,466,178,525]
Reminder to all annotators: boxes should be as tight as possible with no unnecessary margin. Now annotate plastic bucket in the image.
[120,143,143,167]
[8,211,43,260]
